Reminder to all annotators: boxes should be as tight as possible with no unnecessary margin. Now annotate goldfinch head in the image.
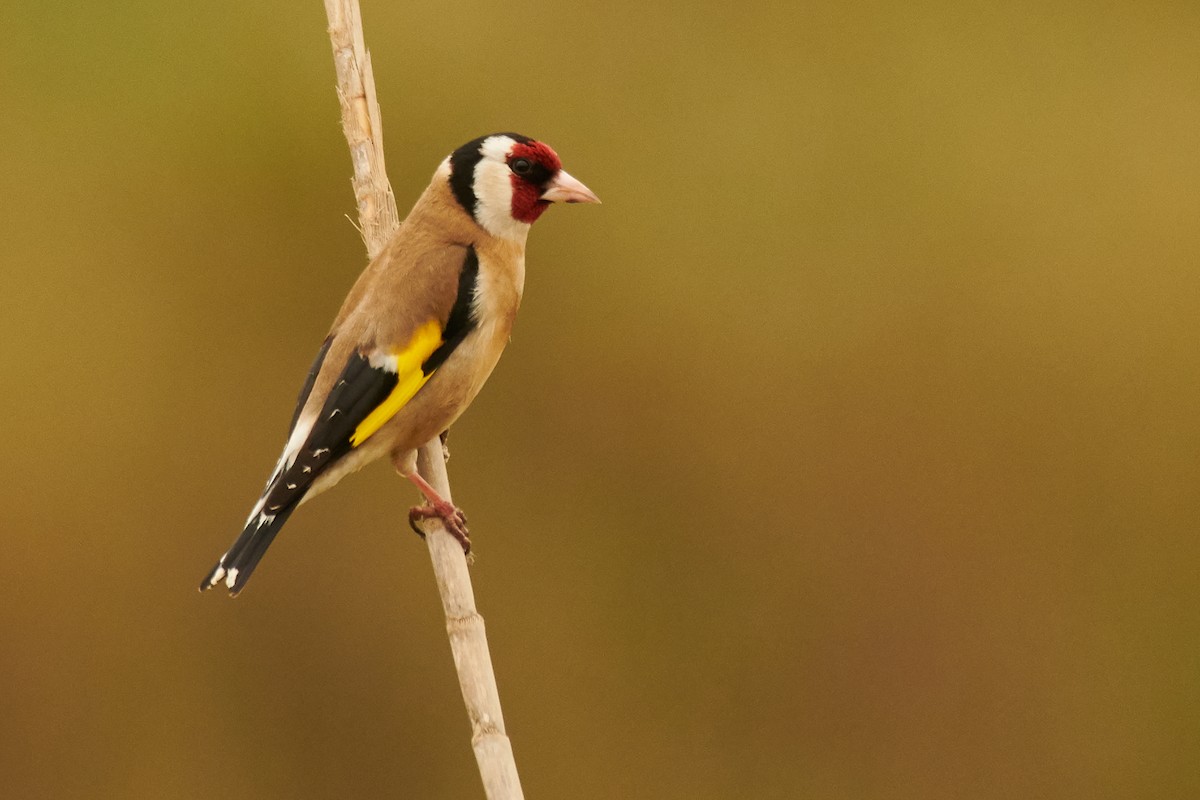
[446,133,600,241]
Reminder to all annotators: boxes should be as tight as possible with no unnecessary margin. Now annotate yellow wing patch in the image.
[349,320,443,447]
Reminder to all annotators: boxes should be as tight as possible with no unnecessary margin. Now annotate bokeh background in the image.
[2,2,1198,797]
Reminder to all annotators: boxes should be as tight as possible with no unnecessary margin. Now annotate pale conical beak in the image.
[540,169,601,204]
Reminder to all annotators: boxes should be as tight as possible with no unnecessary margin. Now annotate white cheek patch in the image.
[472,136,532,242]
[479,136,512,159]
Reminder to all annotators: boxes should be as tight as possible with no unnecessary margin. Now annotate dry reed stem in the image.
[321,1,525,797]
[324,0,399,259]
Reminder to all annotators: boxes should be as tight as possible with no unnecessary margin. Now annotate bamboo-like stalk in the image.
[323,0,399,260]
[321,2,525,797]
[415,443,525,798]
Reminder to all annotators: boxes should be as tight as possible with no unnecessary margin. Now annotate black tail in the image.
[199,503,300,596]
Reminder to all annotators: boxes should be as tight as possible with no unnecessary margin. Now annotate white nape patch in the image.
[225,568,239,589]
[435,156,452,181]
[473,136,532,243]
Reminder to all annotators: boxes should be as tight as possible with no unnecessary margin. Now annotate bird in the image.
[200,132,599,596]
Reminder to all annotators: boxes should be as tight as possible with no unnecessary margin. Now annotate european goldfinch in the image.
[201,133,599,596]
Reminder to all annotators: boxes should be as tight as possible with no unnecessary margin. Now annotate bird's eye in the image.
[510,158,533,176]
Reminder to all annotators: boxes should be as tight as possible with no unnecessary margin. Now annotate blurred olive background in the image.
[2,1,1198,798]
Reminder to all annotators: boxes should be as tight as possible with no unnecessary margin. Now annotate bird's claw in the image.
[408,502,471,554]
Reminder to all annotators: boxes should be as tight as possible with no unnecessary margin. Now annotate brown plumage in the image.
[201,133,599,596]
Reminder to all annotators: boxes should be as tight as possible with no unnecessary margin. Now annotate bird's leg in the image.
[407,471,471,554]
[393,451,471,554]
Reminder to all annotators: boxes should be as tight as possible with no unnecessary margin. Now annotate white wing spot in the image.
[367,351,400,372]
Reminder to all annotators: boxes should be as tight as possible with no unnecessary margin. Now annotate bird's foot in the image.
[408,501,471,554]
